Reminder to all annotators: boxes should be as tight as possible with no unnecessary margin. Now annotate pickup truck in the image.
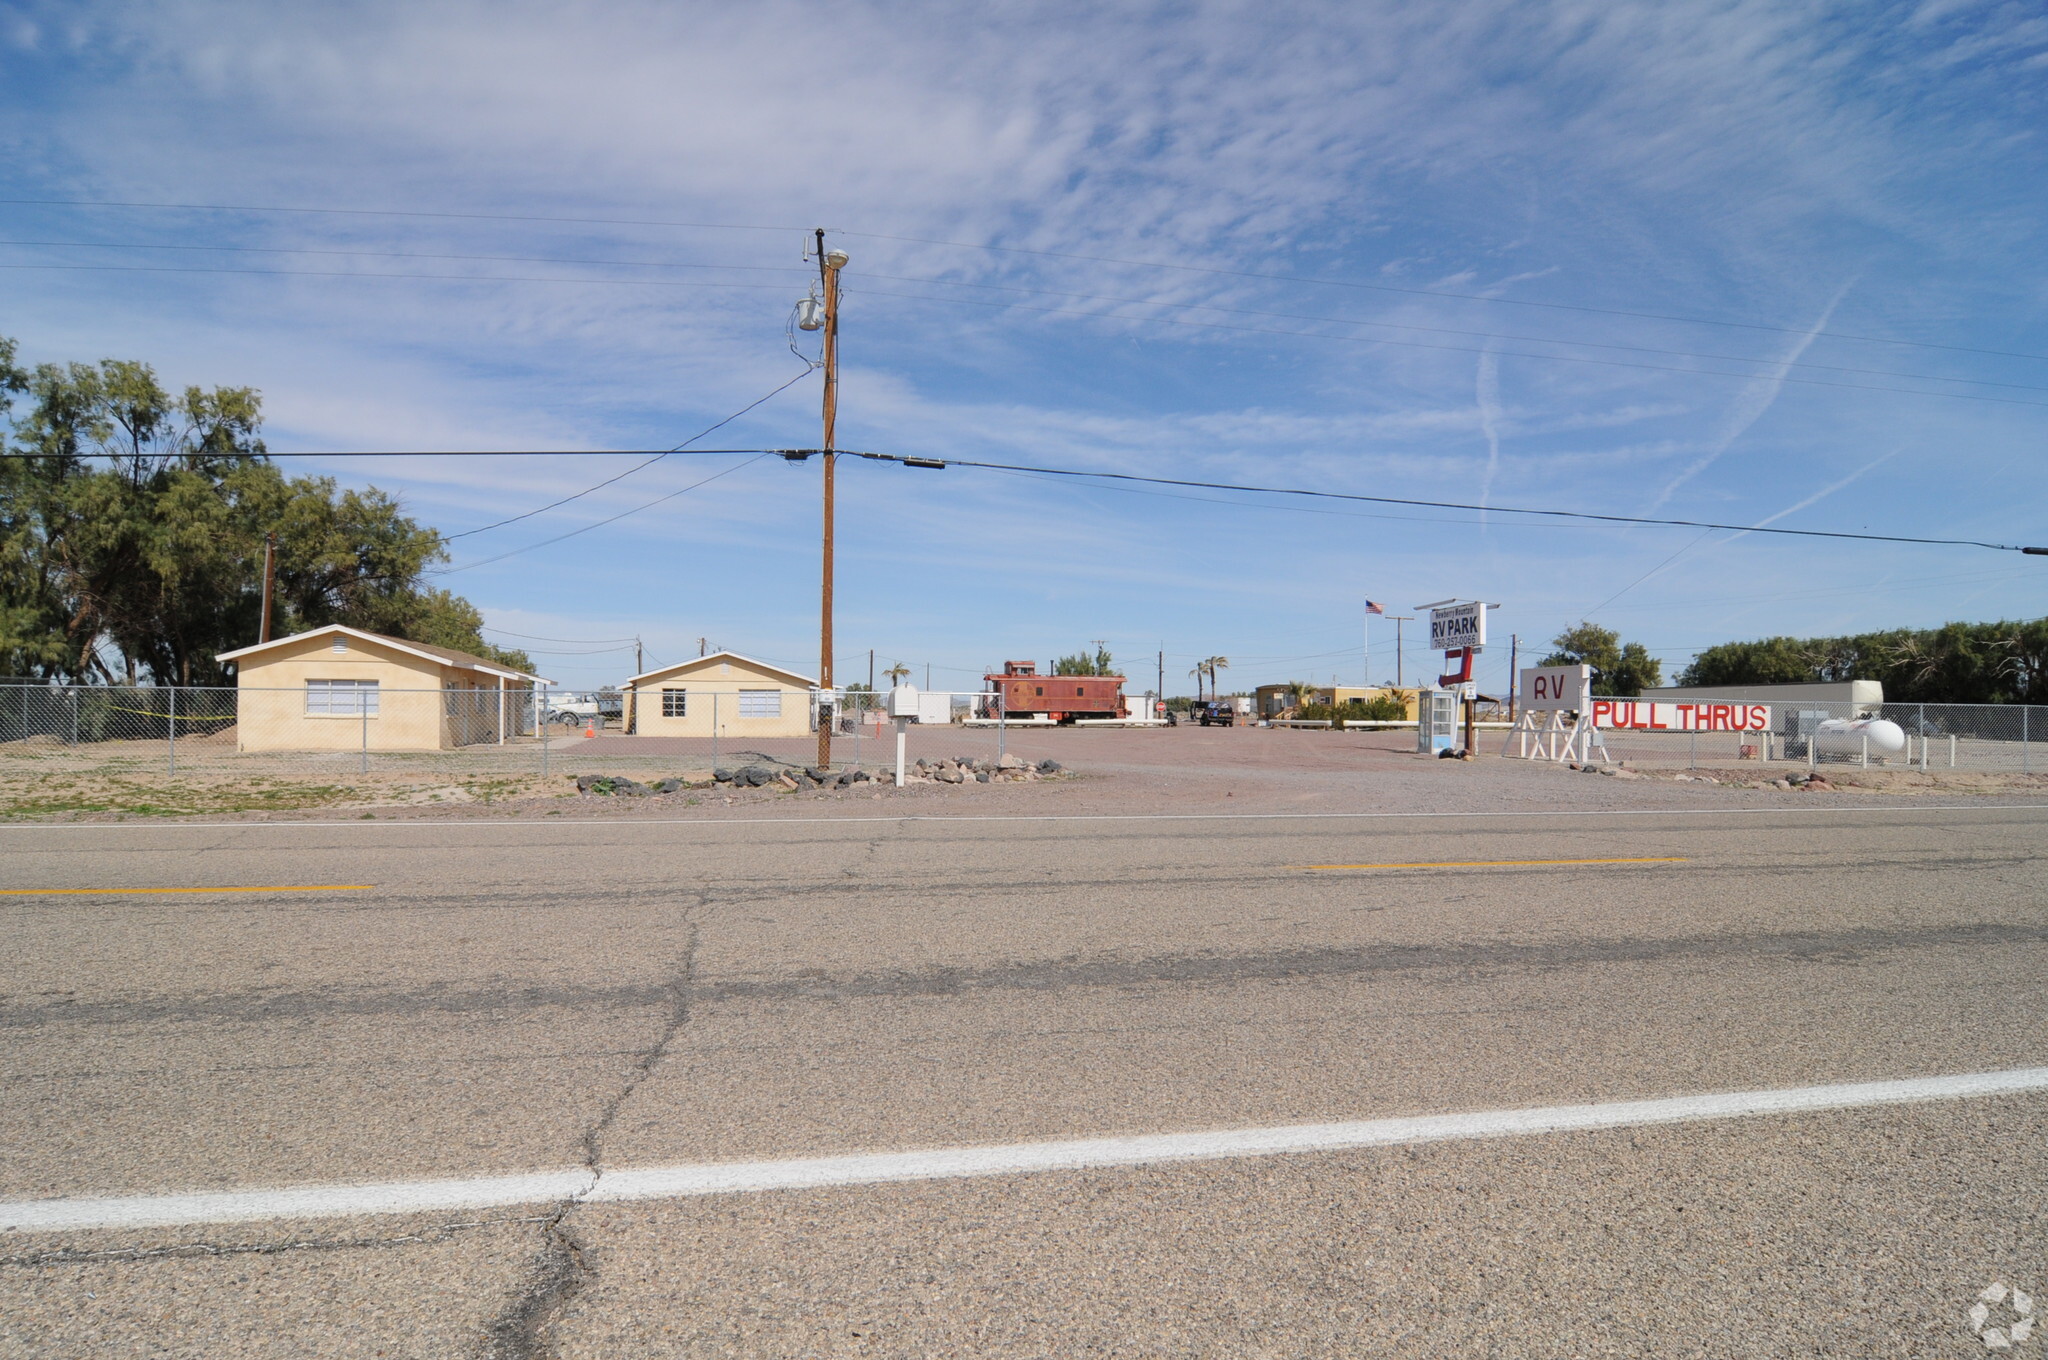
[544,691,624,727]
[1192,701,1237,727]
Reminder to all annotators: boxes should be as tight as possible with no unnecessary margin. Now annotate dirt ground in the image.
[5,725,2047,823]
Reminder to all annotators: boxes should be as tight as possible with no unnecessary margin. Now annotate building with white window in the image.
[622,652,817,739]
[215,626,550,752]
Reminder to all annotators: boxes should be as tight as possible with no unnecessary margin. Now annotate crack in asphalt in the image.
[480,911,701,1360]
[7,919,2046,1035]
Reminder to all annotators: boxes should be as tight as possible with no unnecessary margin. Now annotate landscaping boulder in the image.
[576,774,648,796]
[975,770,992,783]
[712,768,734,783]
[1037,759,1063,774]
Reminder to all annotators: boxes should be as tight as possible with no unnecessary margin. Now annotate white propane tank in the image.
[1813,717,1906,755]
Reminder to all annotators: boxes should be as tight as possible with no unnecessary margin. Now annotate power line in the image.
[10,197,2041,364]
[839,450,2047,554]
[433,454,772,575]
[438,364,816,542]
[497,644,639,655]
[5,436,2034,555]
[481,628,639,643]
[0,449,768,460]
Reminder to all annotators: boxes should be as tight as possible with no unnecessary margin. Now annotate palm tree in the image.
[1189,663,1208,702]
[1206,656,1230,702]
[1283,679,1315,716]
[884,662,912,686]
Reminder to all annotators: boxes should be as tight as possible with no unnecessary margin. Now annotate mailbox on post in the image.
[888,685,919,784]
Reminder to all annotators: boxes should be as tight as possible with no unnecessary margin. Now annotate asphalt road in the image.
[3,803,2046,1357]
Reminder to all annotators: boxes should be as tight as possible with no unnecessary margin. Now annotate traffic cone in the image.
[584,720,596,738]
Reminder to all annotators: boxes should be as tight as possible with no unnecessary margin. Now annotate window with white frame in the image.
[306,678,379,715]
[661,688,688,718]
[738,689,780,719]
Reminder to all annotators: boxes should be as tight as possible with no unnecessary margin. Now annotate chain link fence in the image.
[0,683,1082,782]
[1546,699,2048,772]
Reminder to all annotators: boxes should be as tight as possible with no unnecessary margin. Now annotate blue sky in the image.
[3,0,2045,694]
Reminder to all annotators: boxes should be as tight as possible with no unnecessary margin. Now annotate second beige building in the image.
[624,652,818,738]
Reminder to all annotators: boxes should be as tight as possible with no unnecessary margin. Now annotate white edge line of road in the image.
[9,1067,2048,1236]
[4,803,2048,833]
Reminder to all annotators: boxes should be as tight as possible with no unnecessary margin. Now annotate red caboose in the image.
[986,660,1126,722]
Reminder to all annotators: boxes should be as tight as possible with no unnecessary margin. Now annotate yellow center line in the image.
[1295,857,1690,871]
[0,885,375,896]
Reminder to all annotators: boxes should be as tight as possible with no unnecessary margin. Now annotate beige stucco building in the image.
[1254,684,1420,719]
[216,626,549,752]
[624,652,817,739]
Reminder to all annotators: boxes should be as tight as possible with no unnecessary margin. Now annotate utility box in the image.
[888,684,921,719]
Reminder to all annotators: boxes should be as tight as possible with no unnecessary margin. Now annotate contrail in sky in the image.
[1645,276,1858,516]
[1476,345,1502,528]
[1584,444,1903,616]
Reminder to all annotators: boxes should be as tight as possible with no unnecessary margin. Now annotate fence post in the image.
[711,693,719,770]
[2024,707,2031,775]
[998,692,1006,762]
[20,682,28,746]
[70,684,78,746]
[541,692,550,778]
[1688,729,1696,769]
[1919,704,1928,772]
[167,685,177,774]
[359,693,368,775]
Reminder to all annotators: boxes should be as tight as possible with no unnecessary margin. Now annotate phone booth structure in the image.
[1417,688,1461,753]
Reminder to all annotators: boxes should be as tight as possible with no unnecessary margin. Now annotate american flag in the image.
[1365,600,1385,615]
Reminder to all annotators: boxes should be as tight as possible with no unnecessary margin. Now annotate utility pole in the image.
[635,636,644,674]
[1157,650,1164,709]
[1507,633,1518,722]
[1388,616,1414,687]
[868,648,875,692]
[698,637,707,657]
[259,532,277,643]
[816,229,847,769]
